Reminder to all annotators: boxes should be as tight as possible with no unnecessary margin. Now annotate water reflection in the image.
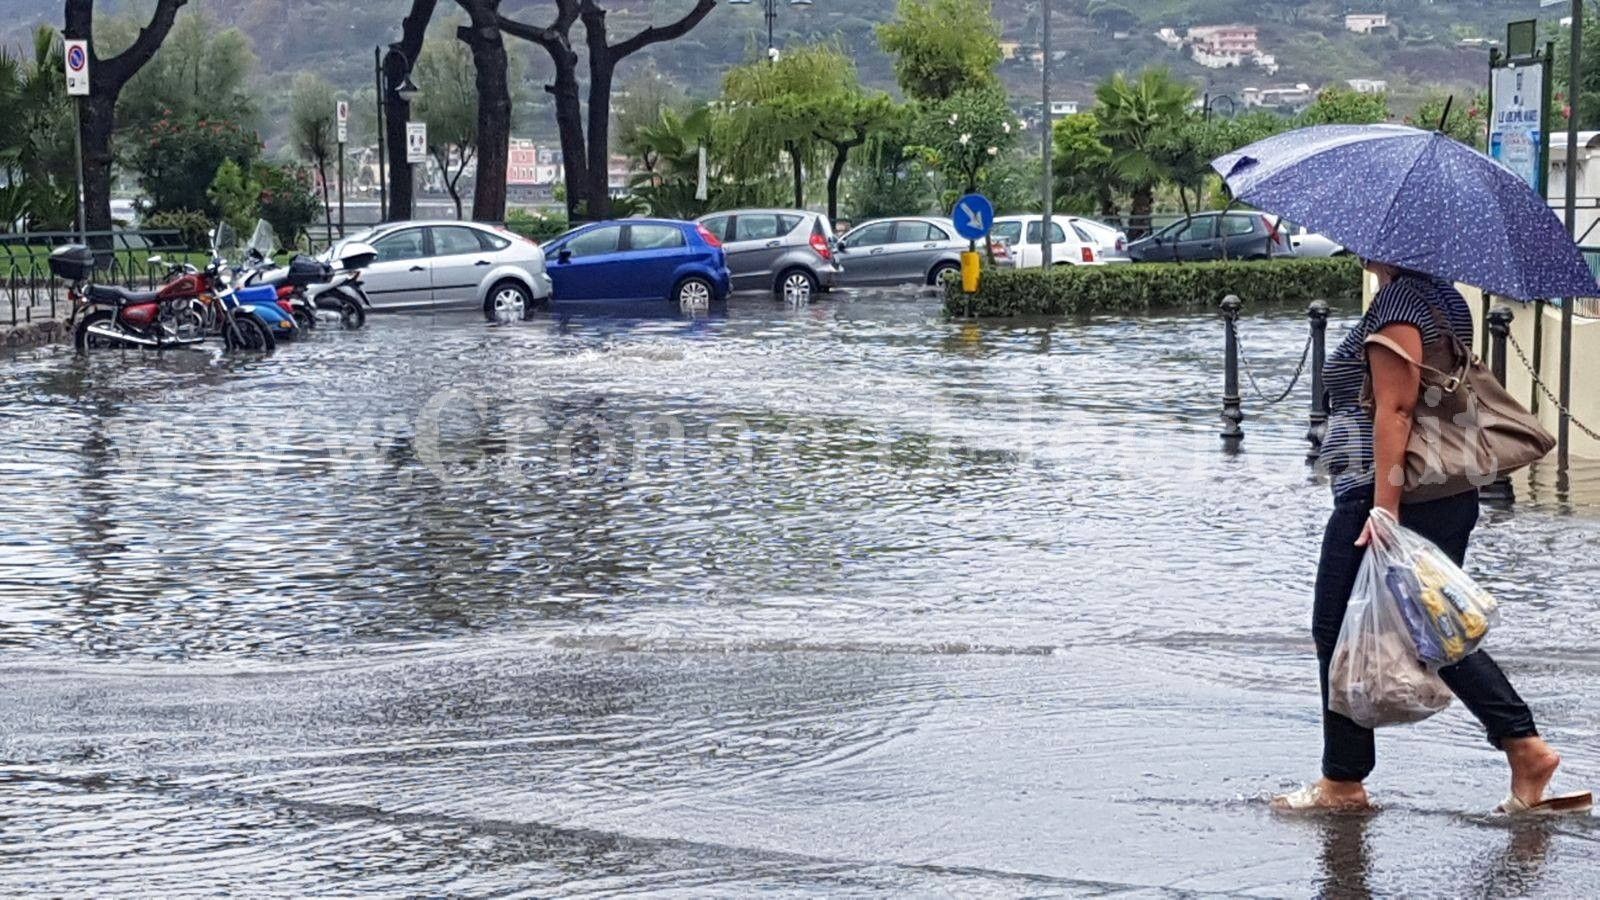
[1315,816,1374,899]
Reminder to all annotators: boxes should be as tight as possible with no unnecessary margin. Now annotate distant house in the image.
[1049,100,1079,117]
[1156,27,1184,50]
[1345,14,1390,35]
[999,40,1021,61]
[507,139,563,203]
[1347,78,1388,94]
[1187,25,1261,70]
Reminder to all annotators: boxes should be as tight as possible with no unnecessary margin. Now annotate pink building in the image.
[1188,25,1258,56]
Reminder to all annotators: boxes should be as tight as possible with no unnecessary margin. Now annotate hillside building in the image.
[1345,14,1390,35]
[1347,78,1388,94]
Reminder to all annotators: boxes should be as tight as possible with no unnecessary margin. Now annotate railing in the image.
[1,229,188,329]
[1577,247,1600,319]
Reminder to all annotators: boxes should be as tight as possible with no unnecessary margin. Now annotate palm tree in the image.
[1093,68,1195,234]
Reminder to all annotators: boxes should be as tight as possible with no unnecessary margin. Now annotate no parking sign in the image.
[64,39,89,96]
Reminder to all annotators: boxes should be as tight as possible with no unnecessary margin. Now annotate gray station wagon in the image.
[696,209,841,302]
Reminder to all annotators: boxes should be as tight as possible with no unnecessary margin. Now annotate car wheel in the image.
[676,276,714,312]
[929,262,961,287]
[777,268,816,304]
[484,280,531,323]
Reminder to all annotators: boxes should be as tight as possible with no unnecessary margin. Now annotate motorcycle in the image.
[58,243,274,355]
[240,220,374,332]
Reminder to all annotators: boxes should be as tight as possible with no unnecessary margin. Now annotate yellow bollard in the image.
[960,250,981,293]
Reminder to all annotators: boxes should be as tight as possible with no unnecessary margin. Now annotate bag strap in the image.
[1364,332,1463,389]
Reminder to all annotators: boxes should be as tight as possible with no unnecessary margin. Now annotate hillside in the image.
[2,0,1563,141]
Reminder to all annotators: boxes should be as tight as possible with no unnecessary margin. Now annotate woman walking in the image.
[1273,259,1584,814]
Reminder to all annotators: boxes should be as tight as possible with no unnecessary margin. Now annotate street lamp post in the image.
[727,0,813,61]
[374,43,420,223]
[1041,0,1053,268]
[1202,93,1238,122]
[1559,0,1583,475]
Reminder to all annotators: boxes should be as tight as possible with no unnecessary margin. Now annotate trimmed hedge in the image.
[943,256,1362,317]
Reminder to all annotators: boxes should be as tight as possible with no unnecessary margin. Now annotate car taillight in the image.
[1081,246,1095,263]
[809,232,832,261]
[697,224,722,248]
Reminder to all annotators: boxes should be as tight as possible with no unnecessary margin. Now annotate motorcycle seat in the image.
[87,284,164,306]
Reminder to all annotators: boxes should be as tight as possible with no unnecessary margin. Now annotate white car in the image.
[1266,216,1346,258]
[328,220,553,319]
[1067,217,1131,263]
[990,215,1104,268]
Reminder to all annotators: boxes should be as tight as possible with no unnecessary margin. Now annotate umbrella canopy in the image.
[1212,124,1598,301]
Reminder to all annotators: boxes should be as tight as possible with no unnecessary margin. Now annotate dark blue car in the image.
[541,219,732,308]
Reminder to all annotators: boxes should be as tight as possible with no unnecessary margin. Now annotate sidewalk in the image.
[1,292,73,349]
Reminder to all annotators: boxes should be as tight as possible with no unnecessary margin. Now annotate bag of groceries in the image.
[1328,509,1497,728]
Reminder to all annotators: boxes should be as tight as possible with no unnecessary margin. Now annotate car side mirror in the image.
[557,248,572,264]
[836,241,849,252]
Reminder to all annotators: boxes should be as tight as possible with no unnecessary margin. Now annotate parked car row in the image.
[325,208,1346,316]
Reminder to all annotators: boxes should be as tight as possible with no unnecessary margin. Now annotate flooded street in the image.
[2,290,1599,897]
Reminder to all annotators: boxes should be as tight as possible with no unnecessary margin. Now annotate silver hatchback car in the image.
[696,209,842,302]
[835,217,969,287]
[330,220,553,320]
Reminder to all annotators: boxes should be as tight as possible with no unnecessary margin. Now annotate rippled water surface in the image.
[2,290,1598,897]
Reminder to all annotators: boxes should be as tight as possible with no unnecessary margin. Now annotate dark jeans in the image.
[1313,486,1538,782]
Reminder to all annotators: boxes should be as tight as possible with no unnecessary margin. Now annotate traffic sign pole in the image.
[64,39,89,242]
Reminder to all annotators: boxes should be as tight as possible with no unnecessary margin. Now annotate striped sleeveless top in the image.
[1317,274,1476,499]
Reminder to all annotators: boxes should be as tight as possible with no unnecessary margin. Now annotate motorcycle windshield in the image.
[247,219,279,260]
[212,222,239,260]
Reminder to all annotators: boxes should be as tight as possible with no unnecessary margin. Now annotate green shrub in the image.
[504,208,568,242]
[254,162,322,246]
[126,113,261,218]
[142,209,214,249]
[944,256,1362,317]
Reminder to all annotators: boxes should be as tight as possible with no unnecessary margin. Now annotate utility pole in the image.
[375,46,387,221]
[1040,0,1053,268]
[1560,0,1582,473]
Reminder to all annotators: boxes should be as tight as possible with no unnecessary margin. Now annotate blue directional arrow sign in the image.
[951,193,995,241]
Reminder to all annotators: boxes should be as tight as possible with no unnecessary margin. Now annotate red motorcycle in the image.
[55,245,274,355]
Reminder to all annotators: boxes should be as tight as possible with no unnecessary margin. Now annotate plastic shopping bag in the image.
[1366,508,1499,669]
[1329,539,1452,729]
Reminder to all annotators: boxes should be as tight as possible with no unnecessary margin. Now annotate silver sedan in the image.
[330,220,553,319]
[835,217,973,287]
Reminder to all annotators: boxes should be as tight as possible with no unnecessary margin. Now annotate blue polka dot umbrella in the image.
[1212,124,1599,301]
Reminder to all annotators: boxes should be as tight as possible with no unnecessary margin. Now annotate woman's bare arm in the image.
[1359,322,1424,543]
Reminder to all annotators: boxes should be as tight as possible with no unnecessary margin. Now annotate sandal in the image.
[1271,784,1375,813]
[1494,791,1593,817]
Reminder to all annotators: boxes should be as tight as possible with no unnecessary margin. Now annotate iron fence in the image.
[1,229,188,328]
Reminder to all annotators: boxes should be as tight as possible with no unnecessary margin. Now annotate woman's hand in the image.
[1355,503,1401,547]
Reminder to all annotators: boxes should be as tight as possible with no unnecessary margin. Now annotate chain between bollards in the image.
[1220,295,1244,447]
[1482,305,1515,504]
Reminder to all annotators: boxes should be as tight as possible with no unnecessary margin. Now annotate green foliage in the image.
[911,86,1019,200]
[1411,92,1487,150]
[254,163,321,244]
[847,127,937,219]
[112,9,258,133]
[1093,68,1196,221]
[1298,86,1391,126]
[1053,114,1118,216]
[289,73,337,168]
[207,159,260,237]
[877,0,1001,102]
[944,257,1362,317]
[143,209,214,248]
[0,26,75,231]
[127,114,261,218]
[504,208,568,242]
[626,104,722,219]
[1553,3,1600,130]
[413,32,483,218]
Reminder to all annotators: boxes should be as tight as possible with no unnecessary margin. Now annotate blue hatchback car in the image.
[541,219,732,307]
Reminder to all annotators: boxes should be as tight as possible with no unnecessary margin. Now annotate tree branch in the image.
[611,0,717,60]
[496,0,580,53]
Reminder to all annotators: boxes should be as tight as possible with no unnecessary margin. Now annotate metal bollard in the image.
[1220,295,1244,448]
[1483,305,1515,504]
[1305,300,1330,463]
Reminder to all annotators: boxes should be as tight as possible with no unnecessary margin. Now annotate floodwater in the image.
[2,290,1598,897]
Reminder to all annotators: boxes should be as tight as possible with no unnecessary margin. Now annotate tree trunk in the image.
[79,93,117,238]
[63,0,190,238]
[826,144,849,224]
[457,18,509,222]
[583,38,616,222]
[384,0,437,222]
[1130,185,1154,237]
[787,141,806,208]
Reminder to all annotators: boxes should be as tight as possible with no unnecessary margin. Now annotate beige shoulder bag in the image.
[1361,301,1555,502]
